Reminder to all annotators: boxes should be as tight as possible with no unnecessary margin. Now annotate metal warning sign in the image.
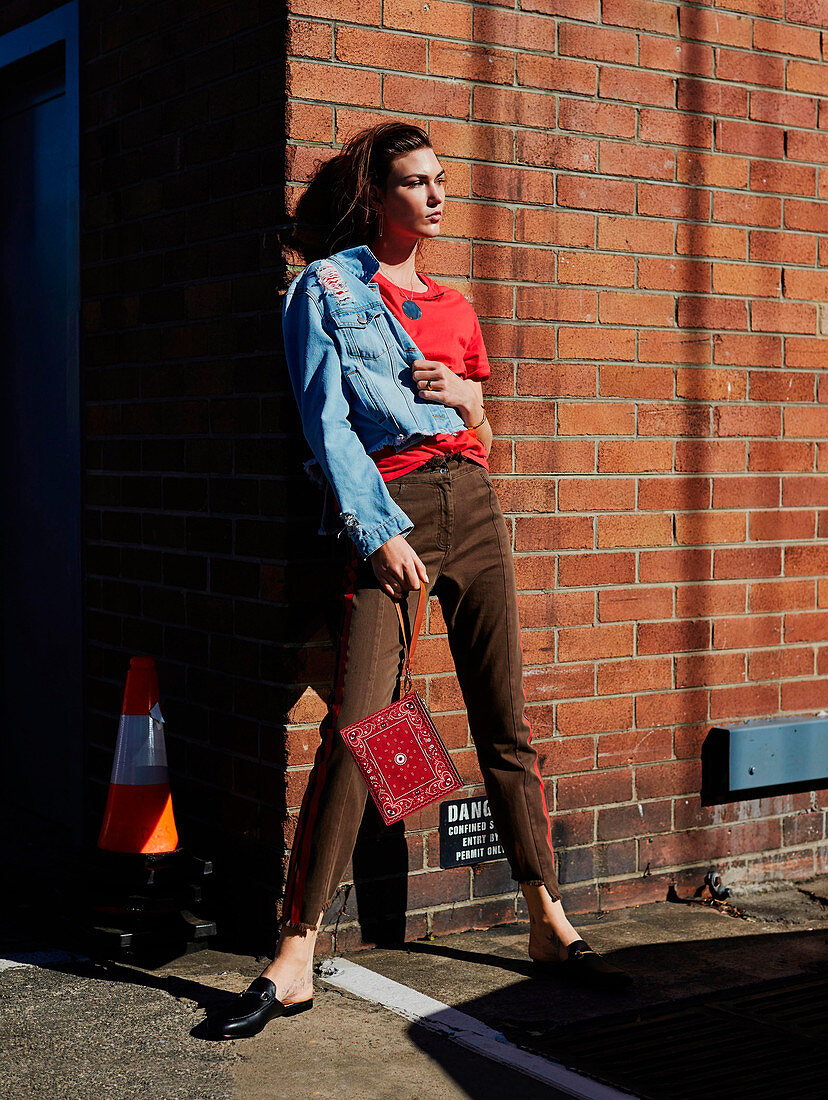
[439,796,504,869]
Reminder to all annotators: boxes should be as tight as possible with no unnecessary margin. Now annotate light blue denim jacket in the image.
[282,245,468,558]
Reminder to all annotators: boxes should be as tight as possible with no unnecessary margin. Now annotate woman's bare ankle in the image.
[522,885,582,962]
[258,926,318,1002]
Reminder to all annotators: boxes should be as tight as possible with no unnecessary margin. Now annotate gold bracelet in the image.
[469,409,486,430]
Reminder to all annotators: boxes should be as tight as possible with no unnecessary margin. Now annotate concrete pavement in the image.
[2,872,827,1098]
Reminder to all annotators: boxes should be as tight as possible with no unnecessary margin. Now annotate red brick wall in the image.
[74,1,297,946]
[284,0,828,943]
[3,0,826,951]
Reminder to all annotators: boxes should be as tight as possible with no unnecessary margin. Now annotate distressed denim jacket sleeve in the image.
[282,284,414,559]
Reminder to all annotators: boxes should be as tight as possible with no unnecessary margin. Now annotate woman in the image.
[209,122,630,1040]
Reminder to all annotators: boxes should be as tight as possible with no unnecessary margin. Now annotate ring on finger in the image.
[426,380,433,390]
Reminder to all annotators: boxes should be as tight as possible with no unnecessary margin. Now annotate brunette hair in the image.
[290,121,432,264]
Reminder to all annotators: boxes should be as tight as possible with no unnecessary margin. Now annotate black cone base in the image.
[66,847,218,965]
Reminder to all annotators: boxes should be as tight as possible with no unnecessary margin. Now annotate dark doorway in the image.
[0,32,82,844]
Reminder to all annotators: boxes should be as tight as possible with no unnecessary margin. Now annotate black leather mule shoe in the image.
[208,976,313,1040]
[532,939,632,990]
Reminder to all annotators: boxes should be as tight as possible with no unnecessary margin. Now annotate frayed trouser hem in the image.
[277,919,320,934]
[518,879,563,903]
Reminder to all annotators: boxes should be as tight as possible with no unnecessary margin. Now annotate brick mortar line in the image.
[288,48,826,82]
[296,11,823,50]
[287,126,826,159]
[284,141,828,176]
[286,70,820,99]
[281,681,824,720]
[296,65,823,111]
[285,132,823,165]
[82,523,828,533]
[299,60,824,113]
[79,495,828,506]
[282,197,823,227]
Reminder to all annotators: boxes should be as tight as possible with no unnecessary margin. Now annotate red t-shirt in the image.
[369,270,490,480]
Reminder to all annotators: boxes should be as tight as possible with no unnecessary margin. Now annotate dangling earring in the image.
[377,210,384,238]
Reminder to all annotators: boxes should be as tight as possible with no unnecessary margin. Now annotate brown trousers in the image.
[281,455,561,930]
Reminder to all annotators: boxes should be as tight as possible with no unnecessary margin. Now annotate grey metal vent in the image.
[703,716,828,804]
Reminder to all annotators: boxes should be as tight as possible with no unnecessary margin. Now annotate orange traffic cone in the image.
[97,656,179,854]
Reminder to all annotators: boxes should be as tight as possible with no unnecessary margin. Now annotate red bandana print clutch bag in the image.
[339,587,462,826]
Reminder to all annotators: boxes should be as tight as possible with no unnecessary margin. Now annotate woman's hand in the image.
[412,359,483,424]
[370,535,429,599]
[412,360,492,457]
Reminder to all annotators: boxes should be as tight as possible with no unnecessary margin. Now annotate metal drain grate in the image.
[504,973,828,1100]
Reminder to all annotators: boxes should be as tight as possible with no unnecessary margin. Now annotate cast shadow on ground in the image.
[403,927,828,1100]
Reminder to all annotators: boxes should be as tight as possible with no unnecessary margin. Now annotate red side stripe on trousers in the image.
[518,623,556,868]
[282,550,359,924]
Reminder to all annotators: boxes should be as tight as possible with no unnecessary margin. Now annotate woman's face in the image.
[373,146,445,244]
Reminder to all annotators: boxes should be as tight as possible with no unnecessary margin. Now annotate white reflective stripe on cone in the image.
[108,710,169,785]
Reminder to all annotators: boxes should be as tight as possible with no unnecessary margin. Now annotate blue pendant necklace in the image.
[380,264,423,319]
[401,269,422,320]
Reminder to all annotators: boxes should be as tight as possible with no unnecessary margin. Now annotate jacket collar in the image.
[329,246,445,300]
[328,245,380,283]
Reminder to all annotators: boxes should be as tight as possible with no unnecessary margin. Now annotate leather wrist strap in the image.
[393,586,426,695]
